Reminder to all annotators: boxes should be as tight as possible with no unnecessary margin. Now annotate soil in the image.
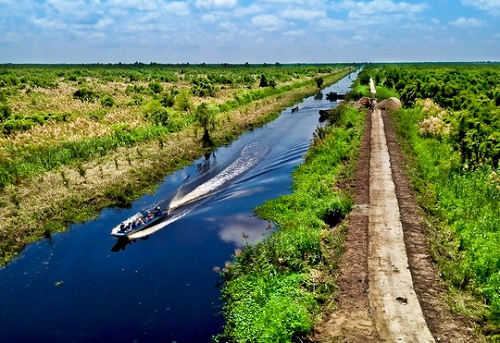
[313,108,480,342]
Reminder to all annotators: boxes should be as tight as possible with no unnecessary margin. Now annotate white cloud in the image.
[195,0,238,10]
[450,17,484,27]
[335,0,428,15]
[317,18,347,31]
[95,17,115,29]
[163,2,190,16]
[107,0,162,11]
[251,14,282,31]
[284,29,306,36]
[461,0,500,15]
[281,9,326,21]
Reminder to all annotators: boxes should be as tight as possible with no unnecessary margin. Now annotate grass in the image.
[391,105,500,339]
[217,104,365,343]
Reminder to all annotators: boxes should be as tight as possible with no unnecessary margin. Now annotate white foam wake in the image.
[128,142,269,240]
[168,142,268,210]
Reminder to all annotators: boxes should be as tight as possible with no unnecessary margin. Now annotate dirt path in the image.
[314,105,479,342]
[368,108,433,342]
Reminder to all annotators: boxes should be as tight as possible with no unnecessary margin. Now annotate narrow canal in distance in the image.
[0,72,357,343]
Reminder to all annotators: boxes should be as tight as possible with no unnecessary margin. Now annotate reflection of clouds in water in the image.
[211,213,272,247]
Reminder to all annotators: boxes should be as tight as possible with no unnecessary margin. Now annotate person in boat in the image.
[154,206,162,217]
[136,218,144,226]
[119,223,126,232]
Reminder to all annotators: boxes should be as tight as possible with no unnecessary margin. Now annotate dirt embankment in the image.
[314,107,479,342]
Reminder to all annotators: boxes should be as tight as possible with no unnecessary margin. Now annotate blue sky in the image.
[0,0,498,64]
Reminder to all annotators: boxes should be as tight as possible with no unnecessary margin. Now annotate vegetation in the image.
[0,63,354,265]
[365,63,500,337]
[217,103,365,342]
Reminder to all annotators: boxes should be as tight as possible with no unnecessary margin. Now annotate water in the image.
[0,72,357,343]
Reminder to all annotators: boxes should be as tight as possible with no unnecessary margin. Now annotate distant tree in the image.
[259,74,269,87]
[194,103,219,146]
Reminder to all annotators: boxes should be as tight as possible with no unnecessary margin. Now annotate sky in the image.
[0,0,498,64]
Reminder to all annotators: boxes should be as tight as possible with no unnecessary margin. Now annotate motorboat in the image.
[111,207,164,238]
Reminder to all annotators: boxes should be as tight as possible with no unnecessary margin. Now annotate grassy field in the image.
[0,63,354,265]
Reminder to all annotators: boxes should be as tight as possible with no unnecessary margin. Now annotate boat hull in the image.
[111,209,164,238]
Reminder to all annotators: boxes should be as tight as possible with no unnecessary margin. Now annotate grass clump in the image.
[218,104,364,343]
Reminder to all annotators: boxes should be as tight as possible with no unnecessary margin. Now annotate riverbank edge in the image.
[0,68,354,266]
[216,102,366,342]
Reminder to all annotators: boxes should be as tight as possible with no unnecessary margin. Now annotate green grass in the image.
[218,104,364,343]
[392,105,500,337]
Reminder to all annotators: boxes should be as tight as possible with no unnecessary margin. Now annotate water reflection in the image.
[213,213,274,247]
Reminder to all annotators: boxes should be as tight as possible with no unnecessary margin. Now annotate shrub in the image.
[148,108,170,126]
[148,82,163,94]
[0,103,12,122]
[73,88,96,102]
[100,94,115,107]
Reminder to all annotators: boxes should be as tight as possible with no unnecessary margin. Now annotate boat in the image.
[111,206,165,238]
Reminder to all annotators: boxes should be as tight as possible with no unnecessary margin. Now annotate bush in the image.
[148,82,163,94]
[0,103,12,122]
[100,94,115,107]
[148,108,170,126]
[73,88,96,102]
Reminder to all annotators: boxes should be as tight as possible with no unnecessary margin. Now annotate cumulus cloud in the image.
[461,0,500,15]
[163,1,190,16]
[450,17,484,27]
[281,9,326,21]
[335,0,428,15]
[251,14,282,31]
[195,0,238,10]
[107,0,162,11]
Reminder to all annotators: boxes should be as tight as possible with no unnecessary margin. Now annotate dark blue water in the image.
[0,72,357,343]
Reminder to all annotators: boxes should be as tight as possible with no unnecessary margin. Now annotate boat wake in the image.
[123,142,269,241]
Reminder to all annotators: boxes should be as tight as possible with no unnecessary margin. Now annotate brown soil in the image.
[313,108,480,342]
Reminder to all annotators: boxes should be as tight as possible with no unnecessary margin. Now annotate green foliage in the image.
[73,87,97,102]
[0,103,12,122]
[194,103,219,144]
[148,82,163,94]
[100,94,115,107]
[222,273,316,343]
[315,77,324,88]
[259,74,269,87]
[147,108,170,126]
[388,64,500,332]
[375,85,398,100]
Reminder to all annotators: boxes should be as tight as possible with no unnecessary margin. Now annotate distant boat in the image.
[325,92,345,101]
[110,207,164,238]
[291,106,299,112]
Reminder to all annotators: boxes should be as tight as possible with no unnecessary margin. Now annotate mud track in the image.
[314,108,479,342]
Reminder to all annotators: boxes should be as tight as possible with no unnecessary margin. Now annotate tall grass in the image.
[218,104,364,343]
[393,106,500,334]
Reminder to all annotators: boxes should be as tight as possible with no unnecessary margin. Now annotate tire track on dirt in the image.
[314,102,479,342]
